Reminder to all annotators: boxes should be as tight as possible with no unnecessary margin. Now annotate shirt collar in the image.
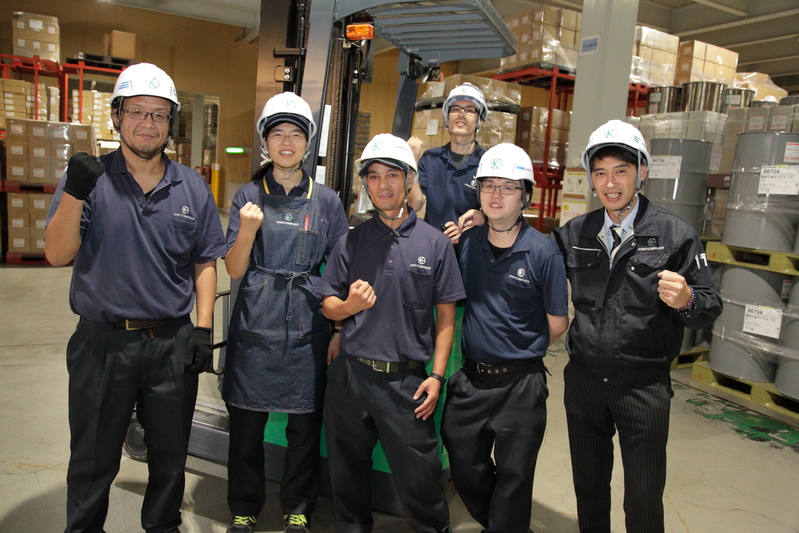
[265,166,309,195]
[369,207,417,238]
[603,195,640,236]
[107,149,181,184]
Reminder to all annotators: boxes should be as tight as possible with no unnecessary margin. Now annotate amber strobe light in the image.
[346,23,374,40]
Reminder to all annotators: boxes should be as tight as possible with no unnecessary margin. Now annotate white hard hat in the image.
[476,143,535,205]
[257,92,317,140]
[112,63,180,111]
[443,82,488,131]
[355,133,418,177]
[581,119,650,191]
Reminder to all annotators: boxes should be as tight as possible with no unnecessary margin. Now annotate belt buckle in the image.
[125,320,138,331]
[476,362,491,375]
[371,360,388,373]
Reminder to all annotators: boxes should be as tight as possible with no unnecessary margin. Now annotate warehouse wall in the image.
[0,0,259,195]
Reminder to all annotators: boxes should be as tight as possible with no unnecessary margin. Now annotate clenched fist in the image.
[239,202,264,236]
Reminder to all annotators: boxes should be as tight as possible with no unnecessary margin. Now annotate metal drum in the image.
[722,132,799,252]
[778,95,799,106]
[646,139,712,231]
[775,278,799,400]
[721,88,755,112]
[648,86,682,114]
[681,81,727,112]
[709,266,790,381]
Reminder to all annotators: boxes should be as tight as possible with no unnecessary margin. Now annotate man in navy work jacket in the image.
[317,133,466,533]
[45,63,226,533]
[441,143,569,533]
[550,120,722,533]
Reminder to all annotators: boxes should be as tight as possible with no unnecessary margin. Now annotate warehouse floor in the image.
[1,212,798,533]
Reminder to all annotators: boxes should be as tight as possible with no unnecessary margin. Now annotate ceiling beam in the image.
[689,0,747,18]
[725,33,799,49]
[738,54,799,67]
[675,8,799,37]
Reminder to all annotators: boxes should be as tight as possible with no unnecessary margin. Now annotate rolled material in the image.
[722,132,799,252]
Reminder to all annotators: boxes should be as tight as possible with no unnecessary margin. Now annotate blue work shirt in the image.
[225,168,349,256]
[417,143,485,230]
[47,149,226,323]
[317,209,466,363]
[459,222,569,364]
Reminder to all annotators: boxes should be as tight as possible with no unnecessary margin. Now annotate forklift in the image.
[124,0,516,515]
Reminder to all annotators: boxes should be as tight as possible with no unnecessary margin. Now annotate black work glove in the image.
[63,152,104,200]
[185,326,213,374]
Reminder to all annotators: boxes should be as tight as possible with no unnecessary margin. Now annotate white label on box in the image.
[33,199,46,209]
[33,147,45,158]
[426,119,439,136]
[784,142,799,163]
[11,165,24,176]
[782,280,793,300]
[11,217,24,228]
[429,82,446,98]
[743,304,782,339]
[648,155,682,180]
[32,168,45,178]
[560,202,588,225]
[11,145,23,155]
[747,115,765,131]
[15,37,24,47]
[34,219,46,230]
[48,26,56,35]
[563,169,589,196]
[14,20,24,29]
[11,198,24,208]
[29,19,44,31]
[580,34,600,56]
[32,126,46,137]
[12,238,25,248]
[771,113,790,131]
[757,165,799,195]
[32,41,41,50]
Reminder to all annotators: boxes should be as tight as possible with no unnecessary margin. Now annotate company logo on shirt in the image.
[466,177,477,190]
[285,213,294,222]
[517,268,525,277]
[277,212,299,227]
[411,256,431,270]
[173,206,195,221]
[509,268,530,284]
[648,238,656,247]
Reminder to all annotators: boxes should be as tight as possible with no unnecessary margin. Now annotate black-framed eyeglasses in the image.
[121,108,171,123]
[480,183,522,195]
[449,105,479,116]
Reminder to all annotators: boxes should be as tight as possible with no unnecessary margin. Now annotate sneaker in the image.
[283,514,310,533]
[226,515,257,533]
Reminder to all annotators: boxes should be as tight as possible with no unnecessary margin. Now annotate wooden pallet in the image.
[671,346,709,370]
[692,361,799,422]
[706,241,799,276]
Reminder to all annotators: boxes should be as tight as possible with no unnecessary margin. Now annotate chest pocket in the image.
[165,217,197,266]
[402,270,434,309]
[625,252,671,310]
[566,247,603,306]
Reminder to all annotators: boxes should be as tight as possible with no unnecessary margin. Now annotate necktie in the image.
[610,225,622,252]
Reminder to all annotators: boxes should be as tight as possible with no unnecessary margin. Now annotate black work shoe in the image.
[284,513,310,533]
[227,515,257,533]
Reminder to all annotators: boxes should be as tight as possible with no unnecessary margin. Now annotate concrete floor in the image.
[1,223,799,532]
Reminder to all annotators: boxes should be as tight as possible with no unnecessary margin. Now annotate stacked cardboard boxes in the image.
[500,6,580,72]
[416,75,522,110]
[71,90,117,140]
[4,118,94,184]
[12,12,60,63]
[1,79,30,129]
[5,192,51,254]
[516,106,571,168]
[632,26,679,86]
[675,40,738,85]
[734,72,789,103]
[476,111,518,149]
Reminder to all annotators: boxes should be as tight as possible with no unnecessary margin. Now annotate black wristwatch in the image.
[429,372,446,384]
[331,327,342,335]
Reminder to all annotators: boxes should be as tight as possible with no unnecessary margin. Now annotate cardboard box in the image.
[6,118,28,138]
[6,192,28,211]
[8,211,30,230]
[49,122,71,141]
[29,193,51,213]
[28,140,51,161]
[50,142,72,161]
[7,230,31,254]
[5,157,29,181]
[30,229,46,252]
[51,161,68,184]
[72,142,94,157]
[6,138,27,158]
[27,121,48,139]
[29,162,49,184]
[108,31,136,59]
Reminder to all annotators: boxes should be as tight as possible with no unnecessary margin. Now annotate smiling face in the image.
[265,122,307,170]
[590,155,647,221]
[479,177,525,225]
[364,161,412,218]
[115,95,172,159]
[447,98,480,136]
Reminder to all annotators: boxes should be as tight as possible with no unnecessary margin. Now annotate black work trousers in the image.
[563,361,673,533]
[441,360,548,533]
[64,317,196,533]
[226,404,322,517]
[324,354,451,533]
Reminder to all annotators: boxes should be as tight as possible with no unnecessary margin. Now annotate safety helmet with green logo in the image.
[476,143,536,207]
[111,63,181,137]
[581,119,650,192]
[355,133,418,181]
[257,92,317,159]
[443,82,488,131]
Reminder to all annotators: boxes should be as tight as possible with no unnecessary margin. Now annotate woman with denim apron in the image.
[222,92,349,533]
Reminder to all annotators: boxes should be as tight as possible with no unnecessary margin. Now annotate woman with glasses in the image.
[222,92,349,533]
[408,82,488,243]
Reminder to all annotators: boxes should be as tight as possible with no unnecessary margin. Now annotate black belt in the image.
[112,316,188,330]
[353,355,425,373]
[464,357,545,376]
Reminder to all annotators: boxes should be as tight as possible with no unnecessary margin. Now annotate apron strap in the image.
[254,267,319,321]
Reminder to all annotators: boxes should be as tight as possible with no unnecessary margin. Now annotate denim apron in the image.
[223,173,331,413]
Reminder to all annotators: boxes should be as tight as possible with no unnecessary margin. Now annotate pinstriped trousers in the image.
[563,361,673,533]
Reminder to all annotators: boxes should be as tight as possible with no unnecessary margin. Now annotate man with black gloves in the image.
[45,63,225,533]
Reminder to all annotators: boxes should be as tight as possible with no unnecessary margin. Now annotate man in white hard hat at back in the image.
[550,120,722,533]
[408,82,487,243]
[45,63,226,533]
[317,134,465,533]
[441,143,569,533]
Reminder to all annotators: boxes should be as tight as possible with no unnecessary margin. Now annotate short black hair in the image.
[589,145,641,171]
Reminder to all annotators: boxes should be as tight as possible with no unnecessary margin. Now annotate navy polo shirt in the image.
[459,223,569,364]
[417,142,485,230]
[317,209,466,363]
[47,149,226,323]
[225,168,349,256]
